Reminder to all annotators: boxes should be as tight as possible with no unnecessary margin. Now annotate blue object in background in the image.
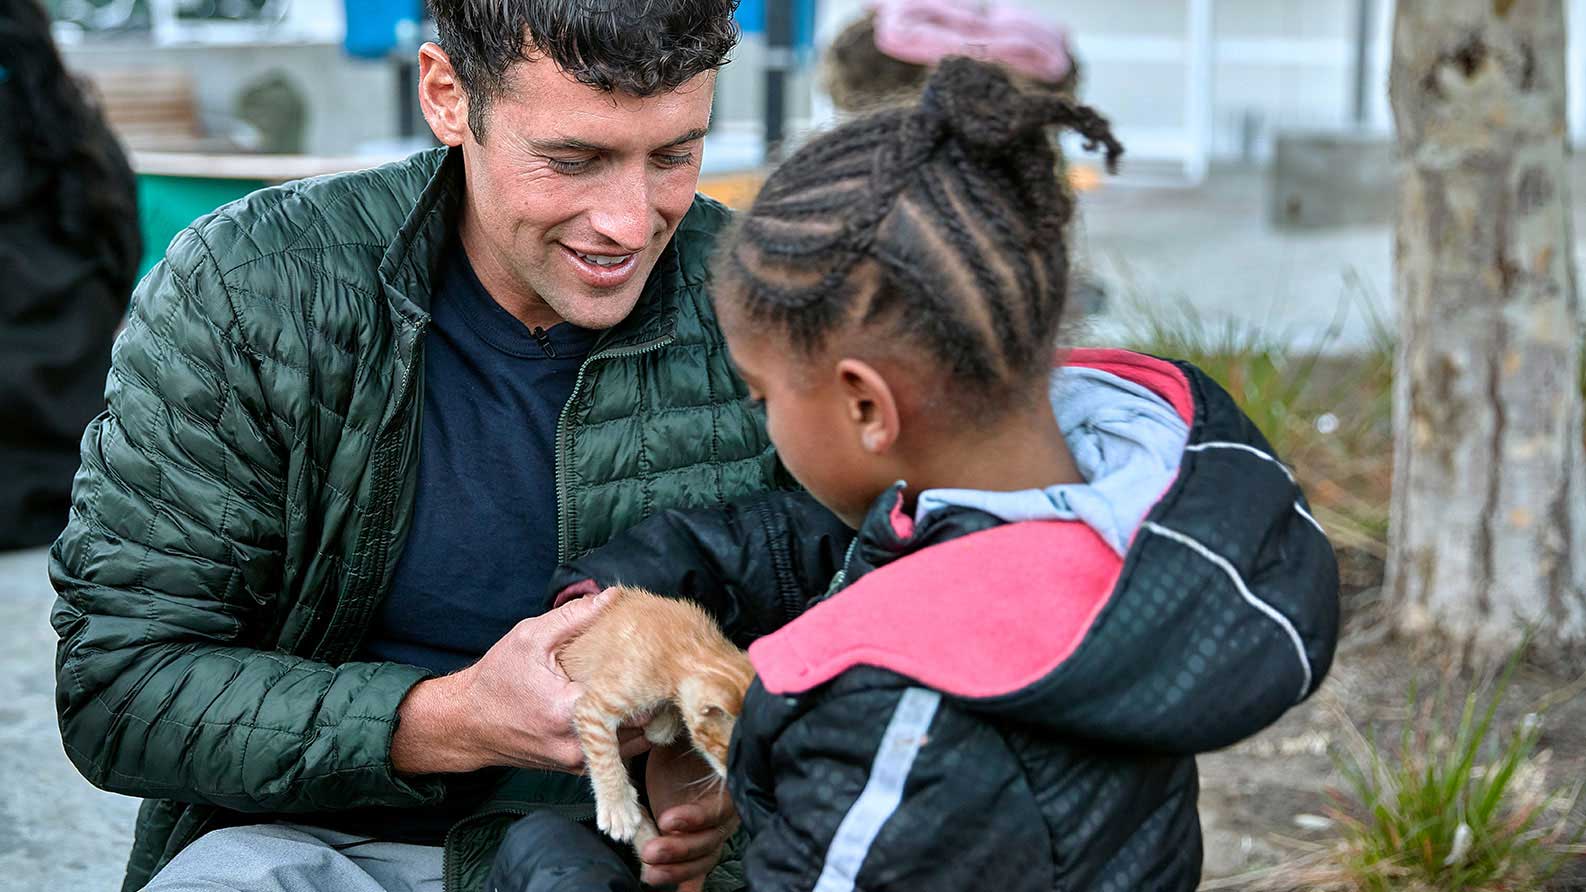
[343,0,424,59]
[735,0,818,50]
[735,0,765,33]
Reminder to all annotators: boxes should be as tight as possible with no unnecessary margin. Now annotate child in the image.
[498,57,1340,892]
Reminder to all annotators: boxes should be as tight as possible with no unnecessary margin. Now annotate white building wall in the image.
[54,0,1586,167]
[815,0,1396,173]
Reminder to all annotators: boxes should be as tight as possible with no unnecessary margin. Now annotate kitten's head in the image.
[677,650,756,778]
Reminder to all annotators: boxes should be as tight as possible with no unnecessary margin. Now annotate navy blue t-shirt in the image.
[359,239,598,674]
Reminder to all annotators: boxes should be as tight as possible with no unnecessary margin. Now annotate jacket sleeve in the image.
[732,684,1052,892]
[547,490,853,645]
[49,235,445,814]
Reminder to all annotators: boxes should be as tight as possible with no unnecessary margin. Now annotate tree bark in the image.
[1388,0,1586,665]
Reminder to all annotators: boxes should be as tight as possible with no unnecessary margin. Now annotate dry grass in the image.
[1087,280,1394,558]
[1272,674,1582,891]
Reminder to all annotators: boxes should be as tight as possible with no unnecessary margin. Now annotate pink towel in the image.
[870,0,1074,84]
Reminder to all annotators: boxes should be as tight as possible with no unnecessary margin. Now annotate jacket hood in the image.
[749,349,1340,752]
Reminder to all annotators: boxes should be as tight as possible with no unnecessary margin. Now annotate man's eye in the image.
[655,152,695,169]
[546,157,595,175]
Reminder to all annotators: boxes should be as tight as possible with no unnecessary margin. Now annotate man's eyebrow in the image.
[526,136,607,154]
[659,127,710,149]
[526,128,708,155]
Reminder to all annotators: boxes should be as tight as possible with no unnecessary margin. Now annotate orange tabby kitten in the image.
[558,585,756,848]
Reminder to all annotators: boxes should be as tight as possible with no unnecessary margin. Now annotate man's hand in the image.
[640,742,739,890]
[390,591,650,775]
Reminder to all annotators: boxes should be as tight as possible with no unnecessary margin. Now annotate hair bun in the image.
[916,56,1124,172]
[918,57,1039,152]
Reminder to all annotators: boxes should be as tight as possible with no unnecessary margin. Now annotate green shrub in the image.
[1315,659,1584,891]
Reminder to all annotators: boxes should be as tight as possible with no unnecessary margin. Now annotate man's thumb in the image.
[537,587,614,649]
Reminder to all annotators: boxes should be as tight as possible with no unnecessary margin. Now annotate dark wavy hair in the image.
[427,0,741,139]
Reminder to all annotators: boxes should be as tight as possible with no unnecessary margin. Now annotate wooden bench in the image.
[79,67,234,153]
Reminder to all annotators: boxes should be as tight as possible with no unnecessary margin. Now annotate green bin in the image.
[136,173,268,278]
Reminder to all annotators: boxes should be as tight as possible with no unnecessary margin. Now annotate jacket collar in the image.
[840,482,1002,589]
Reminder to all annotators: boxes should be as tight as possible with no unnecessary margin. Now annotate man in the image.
[50,2,787,890]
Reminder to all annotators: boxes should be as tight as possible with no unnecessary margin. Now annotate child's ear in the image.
[834,359,900,455]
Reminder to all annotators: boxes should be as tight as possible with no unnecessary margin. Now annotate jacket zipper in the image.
[553,333,674,565]
[824,537,861,599]
[318,317,429,663]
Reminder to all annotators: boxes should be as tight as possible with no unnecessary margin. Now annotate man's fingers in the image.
[538,738,588,775]
[619,734,653,761]
[641,826,729,866]
[563,680,588,703]
[619,707,657,729]
[532,588,614,652]
[639,851,717,888]
[657,801,734,835]
[657,803,707,834]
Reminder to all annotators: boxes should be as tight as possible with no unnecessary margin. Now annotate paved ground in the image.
[0,546,140,891]
[1076,165,1394,353]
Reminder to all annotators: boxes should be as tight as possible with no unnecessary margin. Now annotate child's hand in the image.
[641,742,739,890]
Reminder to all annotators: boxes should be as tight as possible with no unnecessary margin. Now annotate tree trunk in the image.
[1388,0,1586,665]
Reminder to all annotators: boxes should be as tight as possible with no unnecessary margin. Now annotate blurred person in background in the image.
[822,0,1080,114]
[0,0,140,550]
[821,0,1108,316]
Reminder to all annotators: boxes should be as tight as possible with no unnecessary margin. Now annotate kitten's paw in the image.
[644,709,683,745]
[597,796,648,842]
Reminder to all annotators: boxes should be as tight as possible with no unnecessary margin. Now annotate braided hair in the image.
[714,57,1121,422]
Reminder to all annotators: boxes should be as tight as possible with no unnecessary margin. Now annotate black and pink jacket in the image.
[549,350,1340,891]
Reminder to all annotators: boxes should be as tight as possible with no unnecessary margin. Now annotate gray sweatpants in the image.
[140,823,445,892]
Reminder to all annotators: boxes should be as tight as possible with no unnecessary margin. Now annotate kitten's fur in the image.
[558,586,756,848]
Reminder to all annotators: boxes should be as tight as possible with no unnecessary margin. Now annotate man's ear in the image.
[835,358,901,455]
[418,42,471,147]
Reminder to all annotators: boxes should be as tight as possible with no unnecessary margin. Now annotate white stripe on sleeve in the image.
[1143,521,1314,700]
[811,687,942,892]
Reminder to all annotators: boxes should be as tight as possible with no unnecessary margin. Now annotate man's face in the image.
[441,55,714,330]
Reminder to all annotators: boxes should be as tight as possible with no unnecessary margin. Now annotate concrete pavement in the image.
[0,547,139,891]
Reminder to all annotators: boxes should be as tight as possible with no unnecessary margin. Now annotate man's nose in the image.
[586,164,654,253]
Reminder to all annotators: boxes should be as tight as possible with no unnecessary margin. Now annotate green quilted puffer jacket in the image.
[49,148,777,892]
